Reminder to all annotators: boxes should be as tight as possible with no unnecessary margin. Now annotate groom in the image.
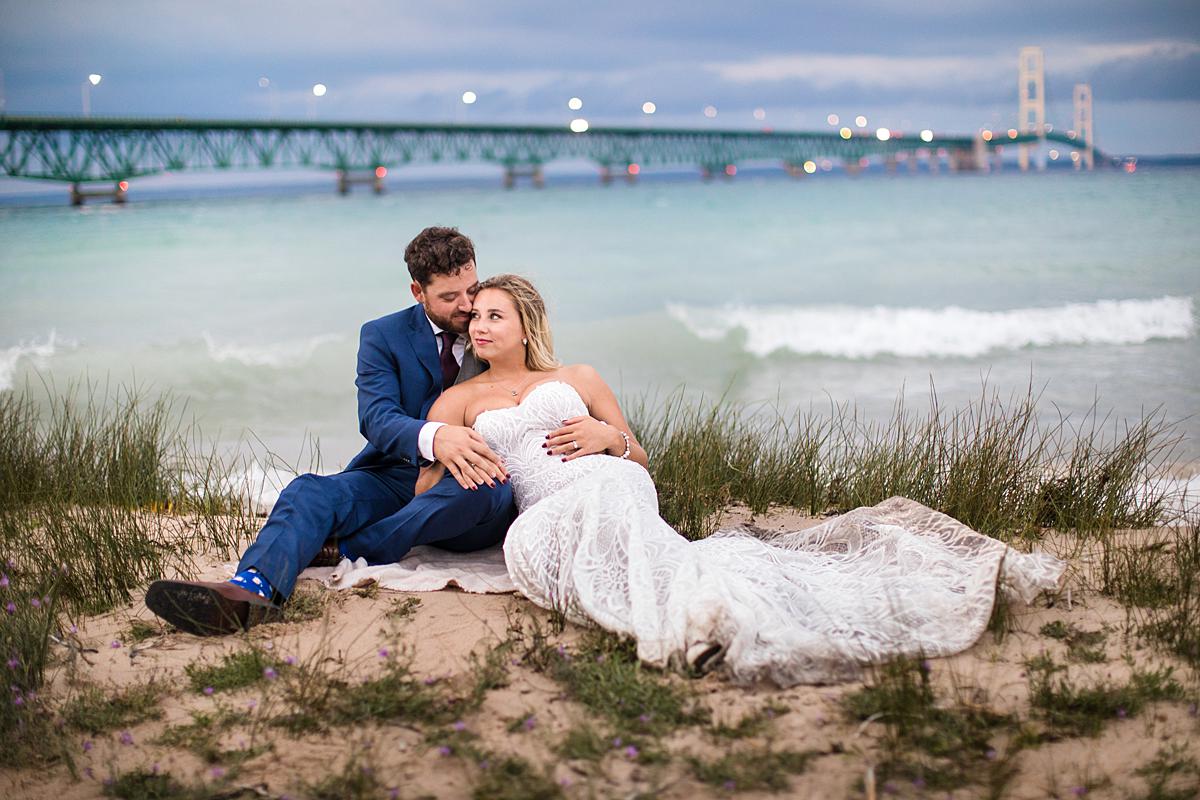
[146,226,515,635]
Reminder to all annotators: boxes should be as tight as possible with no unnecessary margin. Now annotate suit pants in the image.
[237,466,514,599]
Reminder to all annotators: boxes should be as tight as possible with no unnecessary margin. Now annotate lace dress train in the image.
[475,381,1064,686]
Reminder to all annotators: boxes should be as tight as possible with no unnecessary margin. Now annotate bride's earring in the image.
[522,338,528,346]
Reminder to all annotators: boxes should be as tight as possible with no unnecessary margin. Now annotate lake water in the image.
[1,167,1197,469]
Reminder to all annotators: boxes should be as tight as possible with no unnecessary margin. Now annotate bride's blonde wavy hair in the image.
[472,273,560,372]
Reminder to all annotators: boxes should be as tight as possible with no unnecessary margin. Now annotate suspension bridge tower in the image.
[1017,46,1046,171]
[1073,83,1095,170]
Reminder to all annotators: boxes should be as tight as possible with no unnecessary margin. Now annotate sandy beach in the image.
[3,506,1198,800]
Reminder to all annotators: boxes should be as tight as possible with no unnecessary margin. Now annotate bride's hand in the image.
[544,416,625,461]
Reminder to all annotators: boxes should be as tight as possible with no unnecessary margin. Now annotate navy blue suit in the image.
[238,304,514,599]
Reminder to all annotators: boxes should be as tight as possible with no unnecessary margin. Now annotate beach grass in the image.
[629,384,1183,541]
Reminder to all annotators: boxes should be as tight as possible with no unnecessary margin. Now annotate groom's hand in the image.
[432,425,507,491]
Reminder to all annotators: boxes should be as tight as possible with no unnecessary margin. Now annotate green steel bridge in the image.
[0,116,1101,201]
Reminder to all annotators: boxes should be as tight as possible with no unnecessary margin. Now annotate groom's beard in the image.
[425,306,471,335]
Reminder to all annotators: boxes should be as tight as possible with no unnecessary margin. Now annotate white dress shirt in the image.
[417,314,464,462]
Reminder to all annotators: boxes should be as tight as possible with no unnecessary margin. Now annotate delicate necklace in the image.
[488,371,535,398]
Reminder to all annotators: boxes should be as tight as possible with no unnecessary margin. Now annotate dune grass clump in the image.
[687,747,817,793]
[185,647,283,695]
[630,385,1181,540]
[62,681,165,734]
[842,656,1022,792]
[1025,654,1186,738]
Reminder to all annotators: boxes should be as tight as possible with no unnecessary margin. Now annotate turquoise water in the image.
[2,168,1197,466]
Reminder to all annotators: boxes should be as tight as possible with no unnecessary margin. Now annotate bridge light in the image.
[569,118,589,133]
[258,77,270,88]
[88,74,102,86]
[1049,149,1059,160]
[375,166,387,178]
[820,159,833,171]
[703,105,718,118]
[1067,130,1077,139]
[855,115,867,128]
[724,164,737,176]
[461,91,477,104]
[753,108,766,121]
[1007,128,1018,139]
[1070,151,1080,162]
[641,101,656,114]
[826,114,839,126]
[568,97,583,111]
[981,129,993,141]
[312,83,327,97]
[627,163,640,175]
[117,180,128,191]
[920,129,934,143]
[1045,123,1054,133]
[803,160,816,174]
[839,127,852,139]
[875,128,890,141]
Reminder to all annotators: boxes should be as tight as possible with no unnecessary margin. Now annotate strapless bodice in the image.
[473,380,625,511]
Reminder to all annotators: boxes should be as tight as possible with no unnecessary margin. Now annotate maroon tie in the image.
[438,331,460,389]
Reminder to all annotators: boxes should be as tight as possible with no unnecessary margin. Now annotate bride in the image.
[420,274,1065,686]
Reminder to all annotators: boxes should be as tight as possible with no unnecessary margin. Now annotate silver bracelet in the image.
[599,420,632,459]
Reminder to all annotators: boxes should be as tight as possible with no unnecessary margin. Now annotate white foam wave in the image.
[668,296,1195,359]
[0,331,59,390]
[202,332,342,368]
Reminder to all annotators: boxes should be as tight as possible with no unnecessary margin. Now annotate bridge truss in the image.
[0,117,1093,186]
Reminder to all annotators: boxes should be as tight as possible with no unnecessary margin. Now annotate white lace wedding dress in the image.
[475,381,1064,686]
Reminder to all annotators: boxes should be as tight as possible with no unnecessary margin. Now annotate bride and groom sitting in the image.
[146,225,641,636]
[148,225,1064,684]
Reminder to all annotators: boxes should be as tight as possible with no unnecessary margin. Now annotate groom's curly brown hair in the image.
[404,226,476,286]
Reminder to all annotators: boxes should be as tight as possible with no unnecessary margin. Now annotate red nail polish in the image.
[561,457,567,462]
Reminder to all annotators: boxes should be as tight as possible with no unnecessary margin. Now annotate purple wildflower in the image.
[1116,707,1127,719]
[4,602,14,615]
[612,736,622,748]
[1189,702,1198,718]
[6,658,18,670]
[119,730,134,745]
[722,780,736,791]
[203,686,214,696]
[378,648,389,659]
[69,624,78,633]
[596,653,606,663]
[110,641,121,649]
[1071,787,1087,797]
[452,720,466,732]
[985,748,997,760]
[84,768,94,780]
[0,573,8,587]
[263,667,277,680]
[478,760,490,769]
[285,655,297,665]
[389,789,400,800]
[82,740,93,752]
[13,695,23,707]
[423,676,437,685]
[638,713,651,724]
[245,699,257,710]
[41,595,50,605]
[920,659,932,673]
[623,745,639,759]
[437,745,452,756]
[211,766,226,779]
[523,715,536,731]
[558,777,573,788]
[30,598,41,608]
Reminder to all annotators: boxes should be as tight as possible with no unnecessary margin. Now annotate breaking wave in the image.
[668,296,1194,359]
[202,332,342,368]
[1,331,60,390]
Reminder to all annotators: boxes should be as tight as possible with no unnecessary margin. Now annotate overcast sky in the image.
[2,1,1199,154]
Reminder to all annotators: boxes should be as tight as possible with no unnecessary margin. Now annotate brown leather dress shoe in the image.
[145,580,283,636]
[306,538,343,568]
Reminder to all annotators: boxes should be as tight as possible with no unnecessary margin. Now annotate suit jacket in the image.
[345,304,483,472]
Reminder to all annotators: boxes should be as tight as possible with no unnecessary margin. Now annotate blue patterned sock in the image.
[228,567,273,601]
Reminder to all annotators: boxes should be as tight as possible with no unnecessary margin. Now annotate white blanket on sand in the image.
[297,544,516,594]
